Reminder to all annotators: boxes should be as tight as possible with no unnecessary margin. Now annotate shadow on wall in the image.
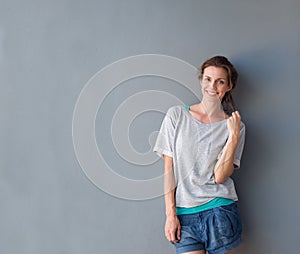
[230,46,290,253]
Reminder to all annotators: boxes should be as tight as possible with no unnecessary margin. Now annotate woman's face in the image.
[201,66,232,101]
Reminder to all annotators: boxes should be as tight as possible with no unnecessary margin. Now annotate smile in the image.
[206,90,218,96]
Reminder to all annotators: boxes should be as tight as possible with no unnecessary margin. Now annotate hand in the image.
[227,111,241,138]
[165,215,181,242]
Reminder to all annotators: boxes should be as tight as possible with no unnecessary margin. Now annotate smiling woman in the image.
[201,66,230,99]
[199,56,239,116]
[153,56,246,254]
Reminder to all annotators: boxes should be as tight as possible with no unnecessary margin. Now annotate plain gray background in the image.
[1,0,299,253]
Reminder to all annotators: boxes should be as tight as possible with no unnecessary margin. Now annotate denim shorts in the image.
[172,203,242,254]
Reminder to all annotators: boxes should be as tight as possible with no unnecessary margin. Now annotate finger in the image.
[165,229,173,242]
[176,227,181,241]
[229,112,235,120]
[165,231,170,241]
[231,111,241,122]
[170,231,177,242]
[234,112,241,123]
[234,110,241,118]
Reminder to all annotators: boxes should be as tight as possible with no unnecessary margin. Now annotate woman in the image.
[153,56,246,254]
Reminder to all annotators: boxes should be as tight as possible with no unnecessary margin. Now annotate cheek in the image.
[220,85,231,93]
[218,88,228,99]
[200,81,205,89]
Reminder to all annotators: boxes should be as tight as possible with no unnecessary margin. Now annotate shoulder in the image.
[164,105,185,126]
[166,105,185,117]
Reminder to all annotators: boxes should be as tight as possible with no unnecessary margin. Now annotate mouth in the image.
[205,90,218,96]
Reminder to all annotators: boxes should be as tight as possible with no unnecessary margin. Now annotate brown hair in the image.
[198,56,238,115]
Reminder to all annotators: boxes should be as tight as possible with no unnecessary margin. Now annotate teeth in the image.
[207,91,217,95]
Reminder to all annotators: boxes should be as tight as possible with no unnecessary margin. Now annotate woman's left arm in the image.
[214,111,241,184]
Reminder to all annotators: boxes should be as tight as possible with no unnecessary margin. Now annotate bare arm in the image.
[214,111,241,184]
[163,154,181,242]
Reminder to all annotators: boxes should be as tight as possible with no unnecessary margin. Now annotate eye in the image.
[217,80,226,85]
[203,77,211,82]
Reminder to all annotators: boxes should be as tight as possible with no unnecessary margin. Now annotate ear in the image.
[226,82,233,92]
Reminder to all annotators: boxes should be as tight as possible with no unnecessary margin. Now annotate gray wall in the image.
[1,0,299,253]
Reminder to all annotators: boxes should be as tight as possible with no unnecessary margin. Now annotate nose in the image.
[208,80,217,90]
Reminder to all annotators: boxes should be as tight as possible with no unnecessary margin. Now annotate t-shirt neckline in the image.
[183,105,227,125]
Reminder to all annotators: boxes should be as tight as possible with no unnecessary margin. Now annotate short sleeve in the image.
[153,107,178,158]
[233,122,246,169]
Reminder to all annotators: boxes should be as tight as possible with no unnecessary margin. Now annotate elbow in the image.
[214,175,226,184]
[214,165,234,184]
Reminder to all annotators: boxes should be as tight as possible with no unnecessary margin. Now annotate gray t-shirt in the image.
[153,105,246,208]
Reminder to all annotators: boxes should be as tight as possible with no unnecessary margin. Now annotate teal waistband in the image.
[176,197,235,215]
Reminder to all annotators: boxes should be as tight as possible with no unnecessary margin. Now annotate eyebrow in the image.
[204,75,227,80]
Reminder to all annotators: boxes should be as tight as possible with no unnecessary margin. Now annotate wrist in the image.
[166,208,177,218]
[166,214,177,220]
[228,134,240,142]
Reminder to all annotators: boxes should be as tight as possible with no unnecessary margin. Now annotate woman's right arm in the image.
[163,154,181,243]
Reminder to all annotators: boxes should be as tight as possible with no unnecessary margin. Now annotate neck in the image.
[199,96,226,121]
